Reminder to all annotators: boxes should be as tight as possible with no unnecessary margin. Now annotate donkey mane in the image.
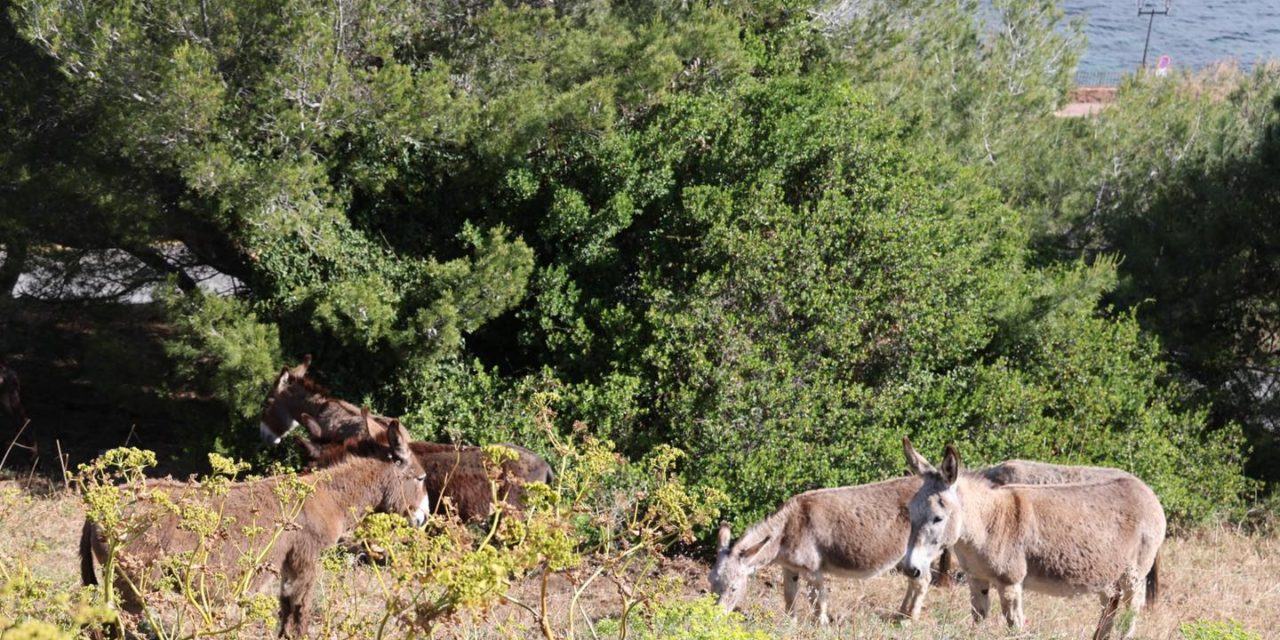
[291,374,333,396]
[729,500,793,560]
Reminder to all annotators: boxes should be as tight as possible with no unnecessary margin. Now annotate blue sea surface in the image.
[1067,1,1280,74]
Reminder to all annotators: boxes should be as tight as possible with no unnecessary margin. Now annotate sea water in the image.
[1068,0,1280,75]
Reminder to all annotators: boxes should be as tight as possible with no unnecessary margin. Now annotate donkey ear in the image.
[274,367,292,394]
[299,413,325,440]
[290,354,312,378]
[737,535,771,561]
[358,406,375,439]
[290,432,321,461]
[386,419,412,464]
[941,444,962,486]
[903,436,935,476]
[717,521,732,551]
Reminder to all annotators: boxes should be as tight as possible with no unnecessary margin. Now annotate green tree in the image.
[995,67,1280,482]
[3,0,1254,525]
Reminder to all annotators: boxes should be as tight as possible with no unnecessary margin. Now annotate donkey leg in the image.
[896,580,916,620]
[1093,591,1122,640]
[806,572,830,625]
[899,575,929,621]
[967,578,991,623]
[996,583,1025,629]
[896,578,919,621]
[782,569,801,618]
[278,547,318,639]
[1120,572,1147,639]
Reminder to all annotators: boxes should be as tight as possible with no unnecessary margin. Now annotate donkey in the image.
[260,357,554,521]
[927,458,1137,585]
[901,440,1166,639]
[710,458,1140,623]
[709,476,932,624]
[80,421,430,638]
[981,459,1133,487]
[291,412,553,522]
[257,355,388,445]
[0,360,35,465]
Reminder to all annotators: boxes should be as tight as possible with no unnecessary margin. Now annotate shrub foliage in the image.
[0,0,1260,529]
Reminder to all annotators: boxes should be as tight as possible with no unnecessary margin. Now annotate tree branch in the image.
[124,244,199,293]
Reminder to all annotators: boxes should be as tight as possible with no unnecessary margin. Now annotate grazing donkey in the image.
[709,476,932,624]
[981,459,1133,487]
[901,440,1166,639]
[80,422,430,638]
[291,412,553,522]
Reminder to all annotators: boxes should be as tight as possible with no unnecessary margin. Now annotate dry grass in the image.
[3,477,1277,639]
[693,529,1280,639]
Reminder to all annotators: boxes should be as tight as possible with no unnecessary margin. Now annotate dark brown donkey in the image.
[291,412,552,522]
[260,357,554,522]
[0,360,35,466]
[80,422,430,638]
[257,355,381,444]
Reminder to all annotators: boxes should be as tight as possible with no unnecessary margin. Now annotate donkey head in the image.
[708,521,771,612]
[378,419,431,527]
[258,356,312,444]
[901,437,963,582]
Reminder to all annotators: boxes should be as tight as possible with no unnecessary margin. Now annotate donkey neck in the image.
[287,386,361,422]
[954,475,1016,552]
[736,505,791,570]
[308,457,399,535]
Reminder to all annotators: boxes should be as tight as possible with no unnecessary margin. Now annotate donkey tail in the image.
[1145,550,1160,604]
[79,518,98,586]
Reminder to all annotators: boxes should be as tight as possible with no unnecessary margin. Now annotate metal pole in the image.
[1141,10,1156,69]
[1137,2,1171,72]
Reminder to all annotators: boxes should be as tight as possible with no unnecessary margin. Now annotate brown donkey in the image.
[257,355,386,444]
[291,412,553,522]
[80,422,430,638]
[901,440,1165,639]
[260,357,553,522]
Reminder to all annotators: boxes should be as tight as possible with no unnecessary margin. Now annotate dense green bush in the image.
[609,72,1248,524]
[2,0,1258,527]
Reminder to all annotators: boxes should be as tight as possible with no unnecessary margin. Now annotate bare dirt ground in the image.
[1055,86,1118,118]
[4,475,1277,639]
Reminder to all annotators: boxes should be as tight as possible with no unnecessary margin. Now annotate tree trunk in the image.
[0,239,27,298]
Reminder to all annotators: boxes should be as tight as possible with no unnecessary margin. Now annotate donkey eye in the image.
[932,516,943,524]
